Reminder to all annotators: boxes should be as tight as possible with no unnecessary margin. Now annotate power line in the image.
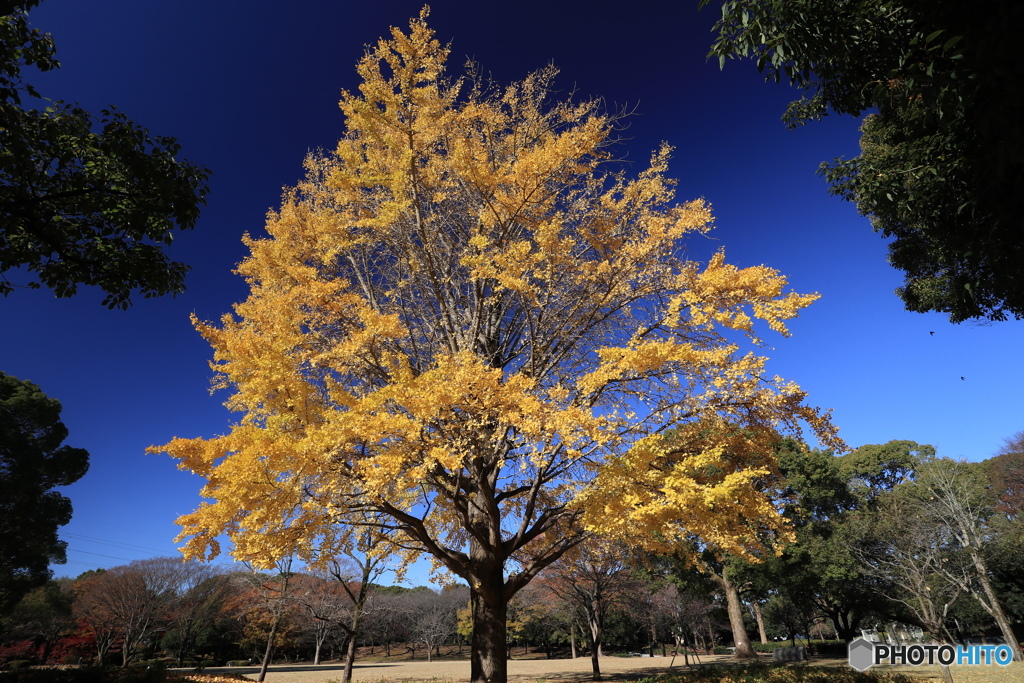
[63,532,171,555]
[69,549,137,562]
[70,516,180,540]
[58,559,114,569]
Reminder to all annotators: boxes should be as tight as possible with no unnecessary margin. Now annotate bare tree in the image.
[989,432,1024,519]
[319,531,395,683]
[292,573,349,665]
[72,574,118,665]
[409,587,466,662]
[669,590,718,660]
[543,538,632,680]
[242,556,295,683]
[623,576,679,656]
[156,559,230,666]
[72,559,179,665]
[856,493,964,683]
[362,591,414,658]
[913,459,1023,661]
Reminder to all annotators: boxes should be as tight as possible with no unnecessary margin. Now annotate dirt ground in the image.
[190,655,1024,683]
[203,653,738,683]
[195,654,1024,683]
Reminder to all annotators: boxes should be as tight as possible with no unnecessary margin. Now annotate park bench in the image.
[772,646,806,662]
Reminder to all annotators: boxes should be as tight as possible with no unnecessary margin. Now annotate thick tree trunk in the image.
[830,608,857,642]
[570,625,577,659]
[588,611,601,680]
[721,575,757,660]
[470,569,508,683]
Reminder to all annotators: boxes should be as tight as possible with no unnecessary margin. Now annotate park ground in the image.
[191,650,1024,683]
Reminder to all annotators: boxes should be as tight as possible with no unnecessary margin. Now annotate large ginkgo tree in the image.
[153,11,840,683]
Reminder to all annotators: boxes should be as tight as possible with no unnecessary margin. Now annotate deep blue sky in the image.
[3,0,1021,583]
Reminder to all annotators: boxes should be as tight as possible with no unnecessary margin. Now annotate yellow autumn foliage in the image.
[152,9,842,592]
[578,418,797,561]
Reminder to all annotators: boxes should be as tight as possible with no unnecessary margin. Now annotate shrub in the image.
[0,668,251,683]
[0,666,165,683]
[753,642,796,652]
[629,663,916,683]
[5,661,32,670]
[131,661,167,670]
[810,642,849,658]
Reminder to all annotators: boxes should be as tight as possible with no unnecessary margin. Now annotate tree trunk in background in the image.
[752,602,768,644]
[968,549,1023,662]
[829,608,858,642]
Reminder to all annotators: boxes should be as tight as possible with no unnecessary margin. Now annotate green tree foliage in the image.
[702,0,1024,322]
[729,444,878,643]
[729,441,936,643]
[838,439,932,499]
[0,372,88,615]
[1,581,74,658]
[772,446,876,641]
[0,0,210,309]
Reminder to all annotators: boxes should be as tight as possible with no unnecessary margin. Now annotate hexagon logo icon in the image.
[849,638,875,671]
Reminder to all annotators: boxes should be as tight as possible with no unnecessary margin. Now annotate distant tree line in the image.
[2,435,1022,677]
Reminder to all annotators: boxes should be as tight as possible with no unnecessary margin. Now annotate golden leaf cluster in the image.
[578,418,797,562]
